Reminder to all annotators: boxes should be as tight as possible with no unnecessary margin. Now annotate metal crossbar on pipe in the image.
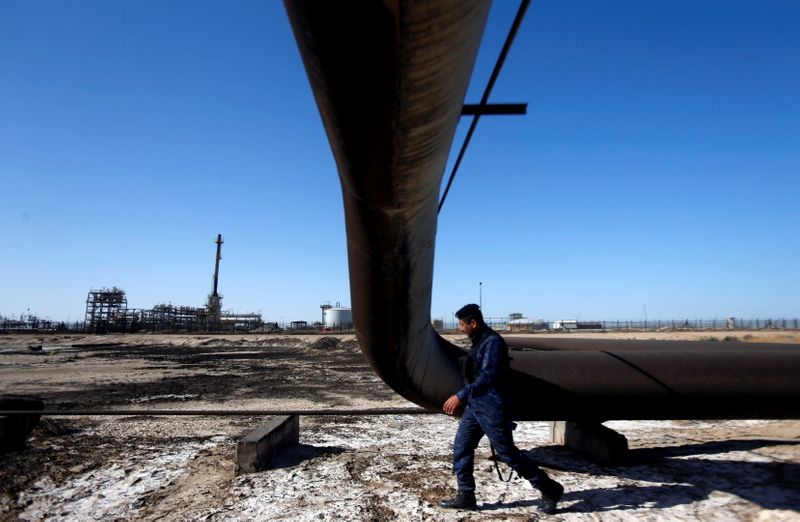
[461,103,527,115]
[0,408,435,416]
[438,0,531,213]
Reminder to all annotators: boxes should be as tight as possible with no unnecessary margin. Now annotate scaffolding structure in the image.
[141,304,205,332]
[85,288,128,333]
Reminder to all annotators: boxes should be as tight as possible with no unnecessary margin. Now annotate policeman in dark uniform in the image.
[440,304,564,514]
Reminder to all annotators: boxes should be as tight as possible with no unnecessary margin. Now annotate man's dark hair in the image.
[456,303,484,324]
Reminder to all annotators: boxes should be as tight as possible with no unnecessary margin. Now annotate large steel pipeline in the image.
[285,0,491,411]
[285,1,800,420]
[503,336,800,352]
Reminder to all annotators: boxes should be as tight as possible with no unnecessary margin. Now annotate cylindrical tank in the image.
[324,307,353,330]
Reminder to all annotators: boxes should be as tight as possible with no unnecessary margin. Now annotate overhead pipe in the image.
[285,1,800,419]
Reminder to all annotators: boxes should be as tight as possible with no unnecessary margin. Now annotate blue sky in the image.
[1,1,798,324]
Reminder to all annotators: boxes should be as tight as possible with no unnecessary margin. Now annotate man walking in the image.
[441,304,564,514]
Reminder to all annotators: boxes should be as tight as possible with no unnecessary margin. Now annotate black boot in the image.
[538,478,564,515]
[439,490,477,510]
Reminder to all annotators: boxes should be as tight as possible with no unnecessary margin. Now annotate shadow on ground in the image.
[521,438,800,513]
[266,443,348,470]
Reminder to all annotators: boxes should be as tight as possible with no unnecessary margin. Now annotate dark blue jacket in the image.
[456,326,512,416]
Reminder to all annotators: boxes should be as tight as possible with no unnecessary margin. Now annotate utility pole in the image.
[479,282,482,309]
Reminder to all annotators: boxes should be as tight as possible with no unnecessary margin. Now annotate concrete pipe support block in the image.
[235,415,299,475]
[550,420,629,464]
[0,396,44,453]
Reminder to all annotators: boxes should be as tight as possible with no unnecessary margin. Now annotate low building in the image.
[508,318,549,332]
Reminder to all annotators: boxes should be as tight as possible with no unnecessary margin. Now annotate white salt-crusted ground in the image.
[9,416,799,521]
[1,333,798,520]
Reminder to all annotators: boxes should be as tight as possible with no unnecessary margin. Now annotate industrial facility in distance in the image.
[78,235,358,334]
[320,302,353,331]
[83,234,263,333]
[1,235,794,335]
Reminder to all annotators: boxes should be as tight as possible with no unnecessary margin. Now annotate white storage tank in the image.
[323,306,353,330]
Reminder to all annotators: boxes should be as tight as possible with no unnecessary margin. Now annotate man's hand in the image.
[443,394,462,416]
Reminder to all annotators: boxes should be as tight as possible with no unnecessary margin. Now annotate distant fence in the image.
[441,317,800,333]
[2,317,798,335]
[0,319,353,335]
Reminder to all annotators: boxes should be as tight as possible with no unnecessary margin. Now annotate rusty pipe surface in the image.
[285,1,800,419]
[285,0,492,410]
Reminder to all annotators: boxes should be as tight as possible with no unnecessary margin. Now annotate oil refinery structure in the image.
[84,235,262,333]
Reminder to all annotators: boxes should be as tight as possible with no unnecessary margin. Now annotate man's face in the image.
[458,318,478,336]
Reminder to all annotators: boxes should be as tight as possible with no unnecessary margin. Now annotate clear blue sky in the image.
[1,1,798,324]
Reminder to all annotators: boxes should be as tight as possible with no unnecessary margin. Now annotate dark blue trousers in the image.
[453,406,547,492]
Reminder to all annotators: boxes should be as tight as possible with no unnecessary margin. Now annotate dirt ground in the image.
[1,331,799,521]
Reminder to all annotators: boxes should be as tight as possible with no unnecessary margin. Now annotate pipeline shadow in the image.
[524,438,800,513]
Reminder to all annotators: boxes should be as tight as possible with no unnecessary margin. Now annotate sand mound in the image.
[309,336,341,351]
